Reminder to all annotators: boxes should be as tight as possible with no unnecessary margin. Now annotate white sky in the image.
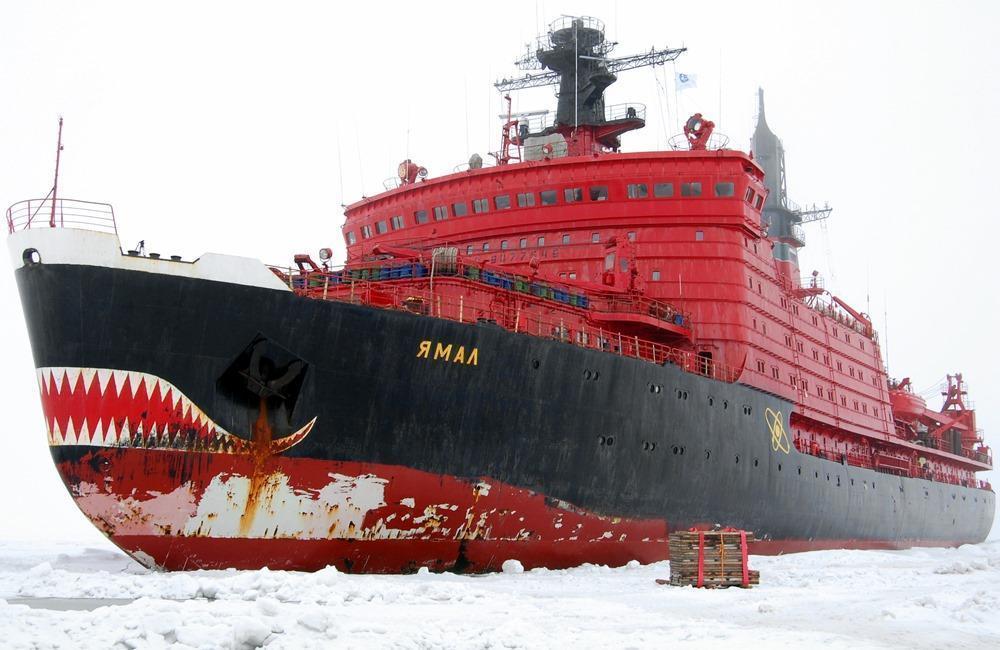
[1,0,997,542]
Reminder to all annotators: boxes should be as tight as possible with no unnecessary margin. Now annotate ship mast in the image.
[495,16,685,158]
[49,117,64,228]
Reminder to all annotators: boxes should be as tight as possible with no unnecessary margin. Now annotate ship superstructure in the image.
[5,16,993,573]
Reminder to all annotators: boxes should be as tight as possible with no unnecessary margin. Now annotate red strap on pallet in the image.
[696,531,705,588]
[740,530,749,587]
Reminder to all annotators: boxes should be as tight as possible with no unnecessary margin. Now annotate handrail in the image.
[6,198,117,236]
[283,258,691,330]
[270,265,736,383]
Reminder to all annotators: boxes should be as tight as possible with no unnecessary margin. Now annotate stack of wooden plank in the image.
[660,529,760,588]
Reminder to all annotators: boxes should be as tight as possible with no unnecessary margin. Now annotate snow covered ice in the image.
[1,539,999,649]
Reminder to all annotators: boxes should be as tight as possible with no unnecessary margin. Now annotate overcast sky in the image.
[1,1,997,542]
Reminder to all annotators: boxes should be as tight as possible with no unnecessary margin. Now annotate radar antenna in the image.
[493,16,685,157]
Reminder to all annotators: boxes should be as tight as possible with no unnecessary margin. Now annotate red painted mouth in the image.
[37,367,315,453]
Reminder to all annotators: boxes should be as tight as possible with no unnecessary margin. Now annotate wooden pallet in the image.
[661,529,758,588]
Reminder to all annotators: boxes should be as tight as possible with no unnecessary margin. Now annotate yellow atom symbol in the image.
[765,407,791,454]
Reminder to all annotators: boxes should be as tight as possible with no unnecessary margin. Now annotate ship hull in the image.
[14,257,996,572]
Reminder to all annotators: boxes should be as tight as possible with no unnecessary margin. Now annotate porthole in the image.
[708,396,714,406]
[672,445,680,455]
[722,400,728,410]
[815,471,819,478]
[679,446,685,455]
[593,371,599,380]
[606,436,614,446]
[778,463,782,472]
[531,359,540,369]
[826,474,830,481]
[705,450,711,460]
[753,458,759,467]
[22,248,40,266]
[797,467,802,475]
[735,455,740,464]
[584,370,593,380]
[642,441,656,452]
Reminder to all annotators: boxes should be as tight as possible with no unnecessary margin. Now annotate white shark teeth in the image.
[64,368,81,393]
[80,368,97,393]
[97,369,113,395]
[91,419,105,447]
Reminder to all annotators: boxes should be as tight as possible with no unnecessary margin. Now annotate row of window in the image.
[345,179,755,244]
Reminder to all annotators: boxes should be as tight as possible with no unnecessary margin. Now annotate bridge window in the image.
[744,187,755,202]
[627,231,636,241]
[391,215,405,230]
[472,198,489,214]
[654,182,673,197]
[714,182,735,197]
[500,240,509,250]
[681,182,702,197]
[517,192,535,208]
[345,231,357,245]
[453,202,468,217]
[695,230,704,241]
[466,245,473,255]
[540,190,558,205]
[414,209,429,224]
[433,206,448,220]
[591,232,600,243]
[565,187,583,202]
[756,360,765,373]
[495,194,511,210]
[562,234,571,244]
[537,236,545,247]
[837,360,843,371]
[841,395,847,406]
[755,195,764,210]
[483,242,490,252]
[627,183,648,198]
[589,185,608,201]
[375,220,388,234]
[361,225,372,239]
[771,366,780,379]
[652,270,661,281]
[519,237,527,249]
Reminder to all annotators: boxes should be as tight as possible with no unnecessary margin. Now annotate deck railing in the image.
[6,198,118,235]
[794,437,992,489]
[286,259,691,329]
[270,264,738,383]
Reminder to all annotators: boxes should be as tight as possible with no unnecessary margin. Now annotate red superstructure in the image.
[282,16,992,493]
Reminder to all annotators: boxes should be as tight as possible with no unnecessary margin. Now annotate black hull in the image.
[15,262,996,556]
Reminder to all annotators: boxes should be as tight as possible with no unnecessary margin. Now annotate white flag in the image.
[675,72,697,91]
